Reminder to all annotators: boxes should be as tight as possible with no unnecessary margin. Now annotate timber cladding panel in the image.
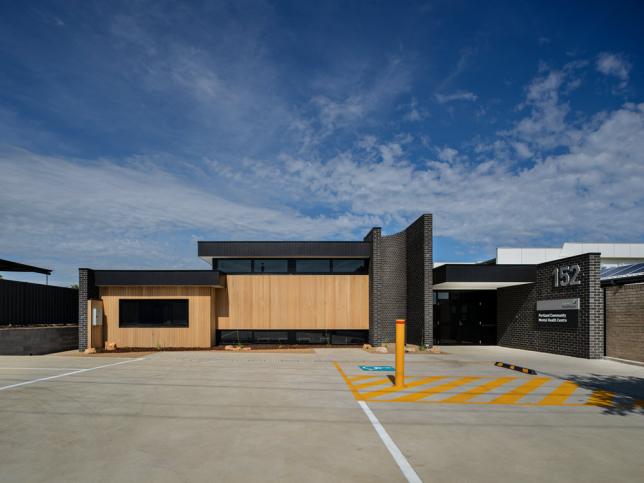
[216,275,369,330]
[99,286,213,348]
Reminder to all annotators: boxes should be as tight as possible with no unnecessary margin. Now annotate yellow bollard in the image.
[395,319,405,388]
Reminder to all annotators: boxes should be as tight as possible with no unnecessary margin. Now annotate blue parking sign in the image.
[359,365,394,372]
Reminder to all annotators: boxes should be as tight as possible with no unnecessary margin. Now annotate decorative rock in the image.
[429,346,441,354]
[224,345,235,351]
[405,345,419,353]
[374,346,388,353]
[105,341,117,351]
[362,344,372,350]
[84,347,96,354]
[242,347,252,351]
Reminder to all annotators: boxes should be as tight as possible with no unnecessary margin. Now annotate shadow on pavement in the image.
[564,374,644,416]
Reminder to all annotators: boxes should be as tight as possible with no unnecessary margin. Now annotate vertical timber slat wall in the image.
[87,299,105,350]
[99,286,212,348]
[216,275,368,330]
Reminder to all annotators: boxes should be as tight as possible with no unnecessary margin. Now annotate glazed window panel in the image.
[253,259,288,273]
[119,299,189,328]
[217,259,252,273]
[295,259,331,273]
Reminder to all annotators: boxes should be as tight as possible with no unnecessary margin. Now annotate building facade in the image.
[79,213,644,362]
[79,215,433,351]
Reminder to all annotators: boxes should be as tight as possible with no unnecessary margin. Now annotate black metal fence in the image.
[0,279,78,325]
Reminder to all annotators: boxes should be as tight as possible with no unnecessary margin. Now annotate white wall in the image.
[497,243,644,266]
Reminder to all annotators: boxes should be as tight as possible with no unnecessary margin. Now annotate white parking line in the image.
[358,401,423,483]
[0,367,87,371]
[0,358,146,392]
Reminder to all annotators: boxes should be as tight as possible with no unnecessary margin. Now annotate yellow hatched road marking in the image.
[441,376,516,403]
[353,378,393,390]
[585,390,615,408]
[490,377,550,404]
[389,376,481,403]
[334,364,621,408]
[333,362,362,401]
[360,376,447,401]
[538,381,579,405]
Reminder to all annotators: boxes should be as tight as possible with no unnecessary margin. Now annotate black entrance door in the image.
[433,291,497,345]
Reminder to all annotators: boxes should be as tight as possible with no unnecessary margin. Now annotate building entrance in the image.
[433,291,497,345]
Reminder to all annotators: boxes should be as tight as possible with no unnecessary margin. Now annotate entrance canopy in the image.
[433,264,535,290]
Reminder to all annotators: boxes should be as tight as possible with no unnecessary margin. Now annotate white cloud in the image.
[402,98,428,121]
[596,52,631,89]
[437,147,459,162]
[310,56,412,137]
[3,101,644,285]
[512,142,532,159]
[435,91,478,104]
[209,102,644,250]
[506,66,584,150]
[0,147,377,284]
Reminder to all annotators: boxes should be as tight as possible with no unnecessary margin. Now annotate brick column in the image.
[364,214,434,347]
[364,227,382,346]
[405,214,433,347]
[78,268,97,351]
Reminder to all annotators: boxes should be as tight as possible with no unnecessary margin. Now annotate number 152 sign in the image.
[553,264,581,287]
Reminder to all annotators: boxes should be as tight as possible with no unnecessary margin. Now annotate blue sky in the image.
[1,0,644,286]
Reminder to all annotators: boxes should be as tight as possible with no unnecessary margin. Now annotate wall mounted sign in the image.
[359,365,394,372]
[553,264,581,287]
[536,298,579,328]
[92,307,103,326]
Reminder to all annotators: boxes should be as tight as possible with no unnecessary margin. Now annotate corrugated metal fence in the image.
[0,279,78,325]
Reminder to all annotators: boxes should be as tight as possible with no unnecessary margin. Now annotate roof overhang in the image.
[0,258,51,275]
[198,241,371,264]
[94,270,223,287]
[601,274,644,287]
[433,264,536,290]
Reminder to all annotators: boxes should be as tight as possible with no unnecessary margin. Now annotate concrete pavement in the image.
[0,347,642,482]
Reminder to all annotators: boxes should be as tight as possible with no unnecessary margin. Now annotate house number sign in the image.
[553,264,581,287]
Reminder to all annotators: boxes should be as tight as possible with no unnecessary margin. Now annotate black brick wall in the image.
[364,228,382,346]
[378,230,407,344]
[405,214,433,347]
[78,268,97,351]
[367,214,433,347]
[497,253,603,358]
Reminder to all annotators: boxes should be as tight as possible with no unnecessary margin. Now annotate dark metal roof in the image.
[433,264,536,285]
[94,270,222,287]
[198,241,371,259]
[601,274,644,287]
[600,263,644,286]
[0,258,51,275]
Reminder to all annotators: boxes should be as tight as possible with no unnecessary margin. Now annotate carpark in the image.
[0,346,643,483]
